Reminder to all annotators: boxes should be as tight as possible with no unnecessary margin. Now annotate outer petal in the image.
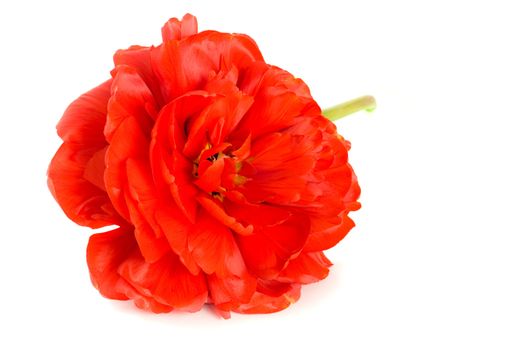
[236,214,310,279]
[233,284,301,314]
[153,205,199,275]
[105,65,156,142]
[87,226,136,300]
[125,158,171,263]
[188,214,246,277]
[104,116,146,221]
[48,144,120,228]
[344,163,362,208]
[118,251,208,312]
[303,215,355,252]
[113,46,163,105]
[240,132,316,204]
[104,75,172,264]
[86,227,173,313]
[277,251,332,284]
[196,215,258,314]
[162,14,198,42]
[207,272,257,316]
[152,30,264,101]
[233,64,320,140]
[49,80,121,228]
[104,66,157,220]
[56,80,111,147]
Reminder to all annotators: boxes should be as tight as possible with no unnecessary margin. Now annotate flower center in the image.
[192,143,246,200]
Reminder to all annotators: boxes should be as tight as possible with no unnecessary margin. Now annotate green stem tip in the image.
[322,95,376,121]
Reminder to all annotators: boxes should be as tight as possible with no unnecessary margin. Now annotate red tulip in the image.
[48,14,366,318]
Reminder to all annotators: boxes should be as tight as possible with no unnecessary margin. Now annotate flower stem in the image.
[322,95,376,121]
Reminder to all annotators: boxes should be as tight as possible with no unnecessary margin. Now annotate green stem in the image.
[322,95,376,121]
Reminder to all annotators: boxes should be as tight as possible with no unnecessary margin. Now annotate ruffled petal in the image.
[196,195,253,236]
[236,214,310,279]
[153,205,199,274]
[49,80,121,228]
[56,80,111,147]
[104,116,146,220]
[48,143,120,228]
[150,94,215,223]
[86,226,136,300]
[233,64,320,140]
[104,65,157,220]
[152,30,264,101]
[256,279,293,297]
[118,251,208,312]
[207,271,257,319]
[188,214,246,277]
[233,284,301,314]
[125,158,171,263]
[277,251,332,284]
[182,91,253,159]
[162,14,198,42]
[86,227,173,313]
[82,147,107,191]
[113,46,163,105]
[240,132,316,204]
[105,65,157,142]
[304,215,355,252]
[223,198,292,228]
[344,164,361,209]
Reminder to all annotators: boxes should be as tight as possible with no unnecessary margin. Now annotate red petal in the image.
[56,80,111,147]
[125,158,171,263]
[118,251,208,312]
[127,202,170,263]
[196,195,253,236]
[344,164,361,208]
[188,214,246,277]
[150,94,215,223]
[104,116,148,220]
[236,214,310,279]
[48,143,120,228]
[121,285,174,314]
[193,157,225,193]
[277,251,332,284]
[49,80,121,228]
[153,206,199,274]
[231,133,251,161]
[233,284,301,314]
[113,46,163,105]
[183,93,253,159]
[105,115,172,264]
[223,198,292,227]
[83,146,107,191]
[240,132,316,203]
[86,227,172,313]
[103,63,158,221]
[105,65,156,142]
[233,64,320,140]
[208,272,257,313]
[152,31,263,100]
[304,215,355,252]
[87,226,136,300]
[256,279,293,297]
[161,14,198,42]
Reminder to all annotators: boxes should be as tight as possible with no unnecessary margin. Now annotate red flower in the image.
[48,14,360,318]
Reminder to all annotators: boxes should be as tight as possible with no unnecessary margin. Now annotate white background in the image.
[1,1,524,349]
